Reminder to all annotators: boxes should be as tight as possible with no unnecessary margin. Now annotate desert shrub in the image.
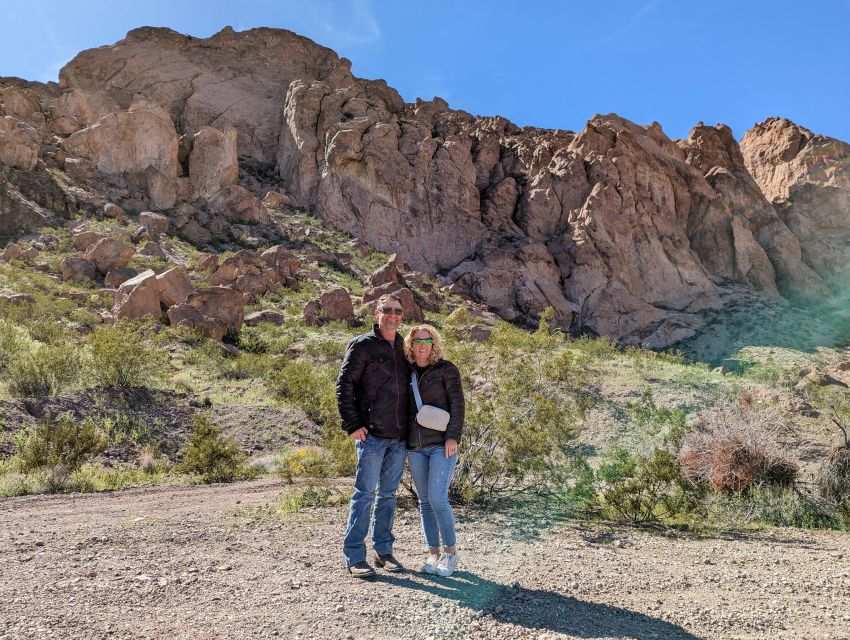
[817,447,850,506]
[270,360,338,427]
[278,447,333,483]
[679,406,797,494]
[237,326,271,354]
[15,413,107,492]
[278,482,348,513]
[706,485,839,530]
[26,318,64,345]
[595,447,703,523]
[569,334,619,359]
[0,319,29,369]
[7,343,82,397]
[269,360,356,475]
[87,319,169,388]
[625,389,690,448]
[177,414,249,483]
[450,315,591,503]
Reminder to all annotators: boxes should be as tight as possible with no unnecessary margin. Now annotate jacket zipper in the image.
[391,338,399,440]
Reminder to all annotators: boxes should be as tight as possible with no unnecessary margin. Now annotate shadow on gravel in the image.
[379,570,703,639]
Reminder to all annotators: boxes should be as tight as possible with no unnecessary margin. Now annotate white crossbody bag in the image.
[411,371,451,432]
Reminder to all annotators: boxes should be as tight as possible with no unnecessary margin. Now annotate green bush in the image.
[177,414,248,483]
[88,320,169,388]
[270,361,338,424]
[450,317,590,503]
[0,319,29,370]
[16,413,107,492]
[278,447,333,483]
[278,482,348,513]
[269,360,356,476]
[595,447,702,523]
[706,485,840,530]
[7,343,82,397]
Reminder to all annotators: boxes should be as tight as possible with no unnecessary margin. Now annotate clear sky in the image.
[3,0,849,142]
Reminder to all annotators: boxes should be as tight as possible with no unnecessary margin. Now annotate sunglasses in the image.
[412,338,433,345]
[380,307,403,316]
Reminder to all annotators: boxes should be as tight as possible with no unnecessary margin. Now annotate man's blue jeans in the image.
[342,435,407,566]
[407,444,458,549]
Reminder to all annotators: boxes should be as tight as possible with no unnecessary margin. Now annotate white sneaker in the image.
[420,553,441,574]
[435,552,460,577]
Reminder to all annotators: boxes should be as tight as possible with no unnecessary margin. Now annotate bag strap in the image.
[411,371,423,410]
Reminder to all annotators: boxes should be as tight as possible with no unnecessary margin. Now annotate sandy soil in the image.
[1,478,849,640]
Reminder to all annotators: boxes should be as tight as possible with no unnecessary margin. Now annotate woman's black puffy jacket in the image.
[407,359,465,450]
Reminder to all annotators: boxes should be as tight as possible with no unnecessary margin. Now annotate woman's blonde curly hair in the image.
[403,324,444,365]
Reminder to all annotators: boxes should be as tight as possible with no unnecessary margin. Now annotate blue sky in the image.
[3,0,849,142]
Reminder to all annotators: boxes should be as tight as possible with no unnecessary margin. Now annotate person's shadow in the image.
[378,570,703,639]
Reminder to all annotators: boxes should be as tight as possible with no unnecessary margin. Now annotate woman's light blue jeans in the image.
[407,444,458,548]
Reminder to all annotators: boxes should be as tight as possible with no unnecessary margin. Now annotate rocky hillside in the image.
[2,26,850,347]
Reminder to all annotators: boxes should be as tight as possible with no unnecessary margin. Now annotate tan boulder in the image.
[189,126,238,201]
[155,267,193,307]
[234,274,269,298]
[103,203,124,219]
[112,269,162,320]
[84,237,135,274]
[0,116,41,170]
[104,267,137,288]
[177,286,245,334]
[139,211,171,236]
[207,264,239,286]
[261,245,300,278]
[64,157,96,182]
[245,309,285,326]
[303,299,321,326]
[207,185,271,224]
[0,243,22,262]
[59,256,97,282]
[167,304,227,341]
[368,253,407,288]
[72,231,107,251]
[146,169,178,210]
[3,88,41,120]
[60,100,179,178]
[179,220,213,246]
[262,191,293,208]
[138,241,167,259]
[195,253,219,272]
[46,88,120,134]
[319,288,354,322]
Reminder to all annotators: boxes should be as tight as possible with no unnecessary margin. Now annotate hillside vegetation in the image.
[1,202,849,533]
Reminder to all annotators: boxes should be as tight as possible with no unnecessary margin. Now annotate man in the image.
[336,293,410,578]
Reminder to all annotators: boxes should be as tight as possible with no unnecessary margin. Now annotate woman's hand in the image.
[444,438,458,458]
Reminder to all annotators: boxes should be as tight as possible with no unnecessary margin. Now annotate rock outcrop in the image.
[741,118,850,285]
[1,27,847,347]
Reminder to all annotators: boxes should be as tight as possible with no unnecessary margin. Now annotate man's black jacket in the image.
[336,325,410,440]
[408,359,465,450]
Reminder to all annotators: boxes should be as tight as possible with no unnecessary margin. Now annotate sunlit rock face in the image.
[741,118,850,287]
[11,27,846,346]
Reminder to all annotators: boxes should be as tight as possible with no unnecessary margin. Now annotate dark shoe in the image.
[373,553,404,572]
[347,561,376,578]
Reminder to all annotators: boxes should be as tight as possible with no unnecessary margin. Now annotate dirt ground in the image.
[1,478,849,640]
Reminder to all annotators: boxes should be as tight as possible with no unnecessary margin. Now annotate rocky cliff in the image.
[1,26,848,346]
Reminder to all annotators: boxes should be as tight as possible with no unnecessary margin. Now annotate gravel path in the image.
[1,479,849,640]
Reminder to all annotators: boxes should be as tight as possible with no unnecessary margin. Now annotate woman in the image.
[404,324,465,577]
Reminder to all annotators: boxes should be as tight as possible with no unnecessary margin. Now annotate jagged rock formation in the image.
[1,27,849,346]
